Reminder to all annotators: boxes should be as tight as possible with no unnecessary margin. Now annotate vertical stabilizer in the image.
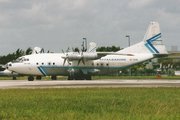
[118,21,167,54]
[88,42,97,52]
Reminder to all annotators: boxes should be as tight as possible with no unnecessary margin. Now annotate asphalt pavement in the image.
[1,79,180,89]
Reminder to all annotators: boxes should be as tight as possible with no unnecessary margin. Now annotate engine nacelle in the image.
[67,52,100,61]
[82,53,99,60]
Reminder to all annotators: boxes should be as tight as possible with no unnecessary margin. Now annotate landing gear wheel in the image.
[13,76,16,80]
[51,75,57,80]
[36,76,42,80]
[36,75,42,80]
[28,76,34,81]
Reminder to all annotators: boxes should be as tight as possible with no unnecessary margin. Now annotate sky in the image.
[0,0,180,55]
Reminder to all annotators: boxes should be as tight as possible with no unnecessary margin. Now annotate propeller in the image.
[62,49,70,66]
[77,51,85,66]
[40,48,45,53]
[66,47,70,52]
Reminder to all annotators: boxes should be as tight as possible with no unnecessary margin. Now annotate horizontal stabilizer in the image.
[153,53,169,58]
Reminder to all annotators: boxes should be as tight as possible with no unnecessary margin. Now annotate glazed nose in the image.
[6,62,12,69]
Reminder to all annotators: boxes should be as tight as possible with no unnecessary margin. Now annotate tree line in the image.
[0,48,32,64]
[0,46,121,64]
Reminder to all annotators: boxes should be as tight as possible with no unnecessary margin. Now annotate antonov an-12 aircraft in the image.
[6,22,168,81]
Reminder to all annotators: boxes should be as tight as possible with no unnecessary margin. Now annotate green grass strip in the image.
[1,75,180,80]
[0,87,180,120]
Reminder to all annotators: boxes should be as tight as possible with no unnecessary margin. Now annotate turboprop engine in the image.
[68,52,99,61]
[61,52,102,65]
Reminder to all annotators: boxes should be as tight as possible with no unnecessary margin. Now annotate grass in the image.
[1,75,180,80]
[0,88,180,120]
[93,75,180,79]
[0,76,68,80]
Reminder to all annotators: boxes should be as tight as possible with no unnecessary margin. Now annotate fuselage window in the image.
[92,63,94,66]
[27,59,29,61]
[36,63,38,65]
[48,63,51,65]
[106,63,109,66]
[101,63,103,66]
[97,63,99,66]
[53,63,55,65]
[42,63,44,65]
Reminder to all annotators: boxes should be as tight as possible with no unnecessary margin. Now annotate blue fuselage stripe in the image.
[40,66,49,76]
[38,67,46,76]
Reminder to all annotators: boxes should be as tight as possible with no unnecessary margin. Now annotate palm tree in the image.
[25,47,32,55]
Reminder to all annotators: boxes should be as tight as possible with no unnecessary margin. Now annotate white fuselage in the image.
[7,53,153,76]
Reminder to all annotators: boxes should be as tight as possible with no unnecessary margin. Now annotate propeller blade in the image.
[82,58,85,65]
[63,59,66,66]
[66,47,70,52]
[62,49,65,54]
[77,59,81,66]
[41,48,45,53]
[67,58,70,64]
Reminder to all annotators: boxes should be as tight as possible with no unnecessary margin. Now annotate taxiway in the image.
[0,79,180,89]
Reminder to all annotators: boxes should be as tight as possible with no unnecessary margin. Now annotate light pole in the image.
[126,35,131,76]
[83,38,87,52]
[126,35,130,46]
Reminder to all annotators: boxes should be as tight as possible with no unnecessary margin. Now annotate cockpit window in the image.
[12,57,23,63]
[12,57,30,63]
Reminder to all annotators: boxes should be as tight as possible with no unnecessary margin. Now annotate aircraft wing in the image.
[96,52,134,57]
[61,51,134,65]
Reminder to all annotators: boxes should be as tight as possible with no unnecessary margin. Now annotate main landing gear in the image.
[28,76,34,81]
[27,75,57,81]
[12,76,16,80]
[28,76,41,81]
[36,76,42,80]
[51,75,57,80]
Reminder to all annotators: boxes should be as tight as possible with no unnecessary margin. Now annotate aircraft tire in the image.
[51,75,57,80]
[13,76,16,80]
[36,76,42,80]
[28,76,34,81]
